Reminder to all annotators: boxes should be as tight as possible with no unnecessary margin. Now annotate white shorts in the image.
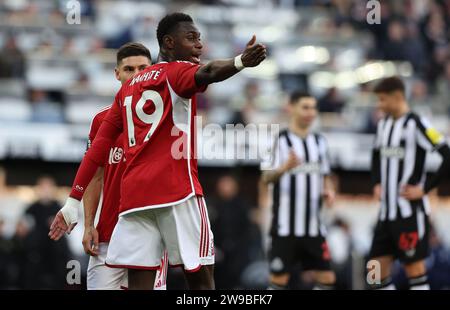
[87,243,168,290]
[105,195,214,272]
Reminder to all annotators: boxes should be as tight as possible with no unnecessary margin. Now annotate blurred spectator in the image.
[29,89,65,123]
[0,218,17,288]
[318,87,345,113]
[0,167,26,239]
[382,19,411,63]
[436,59,450,114]
[409,78,439,115]
[0,36,26,78]
[363,107,384,134]
[209,174,262,289]
[230,81,272,125]
[17,175,71,289]
[327,218,353,290]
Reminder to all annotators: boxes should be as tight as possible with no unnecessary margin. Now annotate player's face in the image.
[172,22,203,64]
[376,92,399,115]
[115,56,151,84]
[292,97,317,127]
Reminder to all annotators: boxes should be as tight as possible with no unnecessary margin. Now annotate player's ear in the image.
[163,35,175,49]
[114,67,120,81]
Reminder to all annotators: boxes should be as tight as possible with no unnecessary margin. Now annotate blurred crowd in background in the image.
[1,0,450,289]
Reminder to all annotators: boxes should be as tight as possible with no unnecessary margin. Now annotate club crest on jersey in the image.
[109,147,123,164]
[270,257,284,272]
[380,146,405,159]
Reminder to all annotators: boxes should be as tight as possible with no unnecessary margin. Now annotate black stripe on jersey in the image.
[408,147,426,185]
[270,130,289,236]
[314,134,322,163]
[302,139,311,236]
[271,181,280,236]
[283,132,297,236]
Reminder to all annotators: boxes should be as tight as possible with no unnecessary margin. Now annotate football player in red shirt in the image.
[51,43,168,289]
[50,13,266,289]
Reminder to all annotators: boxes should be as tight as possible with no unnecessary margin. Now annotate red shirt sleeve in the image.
[166,61,207,98]
[88,115,101,142]
[103,93,123,131]
[70,92,123,201]
[87,113,102,152]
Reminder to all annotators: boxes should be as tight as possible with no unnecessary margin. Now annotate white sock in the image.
[409,274,430,290]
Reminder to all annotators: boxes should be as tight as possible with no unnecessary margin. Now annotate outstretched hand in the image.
[241,35,267,67]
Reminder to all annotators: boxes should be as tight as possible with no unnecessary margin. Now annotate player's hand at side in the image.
[48,198,79,241]
[49,211,74,240]
[281,150,301,173]
[373,184,382,201]
[323,189,336,207]
[400,184,424,201]
[241,35,267,67]
[82,226,100,256]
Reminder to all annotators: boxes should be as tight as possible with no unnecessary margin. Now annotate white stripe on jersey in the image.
[291,133,306,236]
[307,134,320,236]
[278,136,291,236]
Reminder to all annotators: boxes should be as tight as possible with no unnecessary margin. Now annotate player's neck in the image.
[289,122,310,138]
[157,50,175,63]
[391,103,410,120]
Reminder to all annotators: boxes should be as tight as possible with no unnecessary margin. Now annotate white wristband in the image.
[234,54,245,71]
[61,197,80,225]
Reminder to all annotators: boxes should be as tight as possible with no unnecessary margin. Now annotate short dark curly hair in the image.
[290,91,313,105]
[156,13,193,47]
[116,42,151,65]
[373,76,405,95]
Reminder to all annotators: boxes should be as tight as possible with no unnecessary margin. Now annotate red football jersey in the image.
[103,61,207,215]
[87,106,126,242]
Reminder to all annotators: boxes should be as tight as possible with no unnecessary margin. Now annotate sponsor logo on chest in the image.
[380,146,405,159]
[109,147,124,164]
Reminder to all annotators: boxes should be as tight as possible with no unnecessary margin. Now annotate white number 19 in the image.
[123,90,164,147]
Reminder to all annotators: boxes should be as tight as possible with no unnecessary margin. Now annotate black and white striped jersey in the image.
[371,112,446,221]
[266,129,331,237]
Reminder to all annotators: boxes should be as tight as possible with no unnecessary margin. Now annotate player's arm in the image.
[371,148,381,200]
[82,166,104,256]
[319,135,335,206]
[194,35,266,86]
[49,99,123,241]
[323,175,336,207]
[423,144,450,193]
[261,150,300,184]
[402,119,450,200]
[48,121,120,241]
[371,121,383,200]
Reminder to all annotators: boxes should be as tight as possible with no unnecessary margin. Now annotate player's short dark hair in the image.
[156,13,193,47]
[373,76,405,95]
[116,42,151,65]
[289,91,314,105]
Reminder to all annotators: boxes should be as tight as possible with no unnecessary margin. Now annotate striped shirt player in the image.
[368,76,450,290]
[270,130,331,238]
[369,112,450,265]
[262,92,336,290]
